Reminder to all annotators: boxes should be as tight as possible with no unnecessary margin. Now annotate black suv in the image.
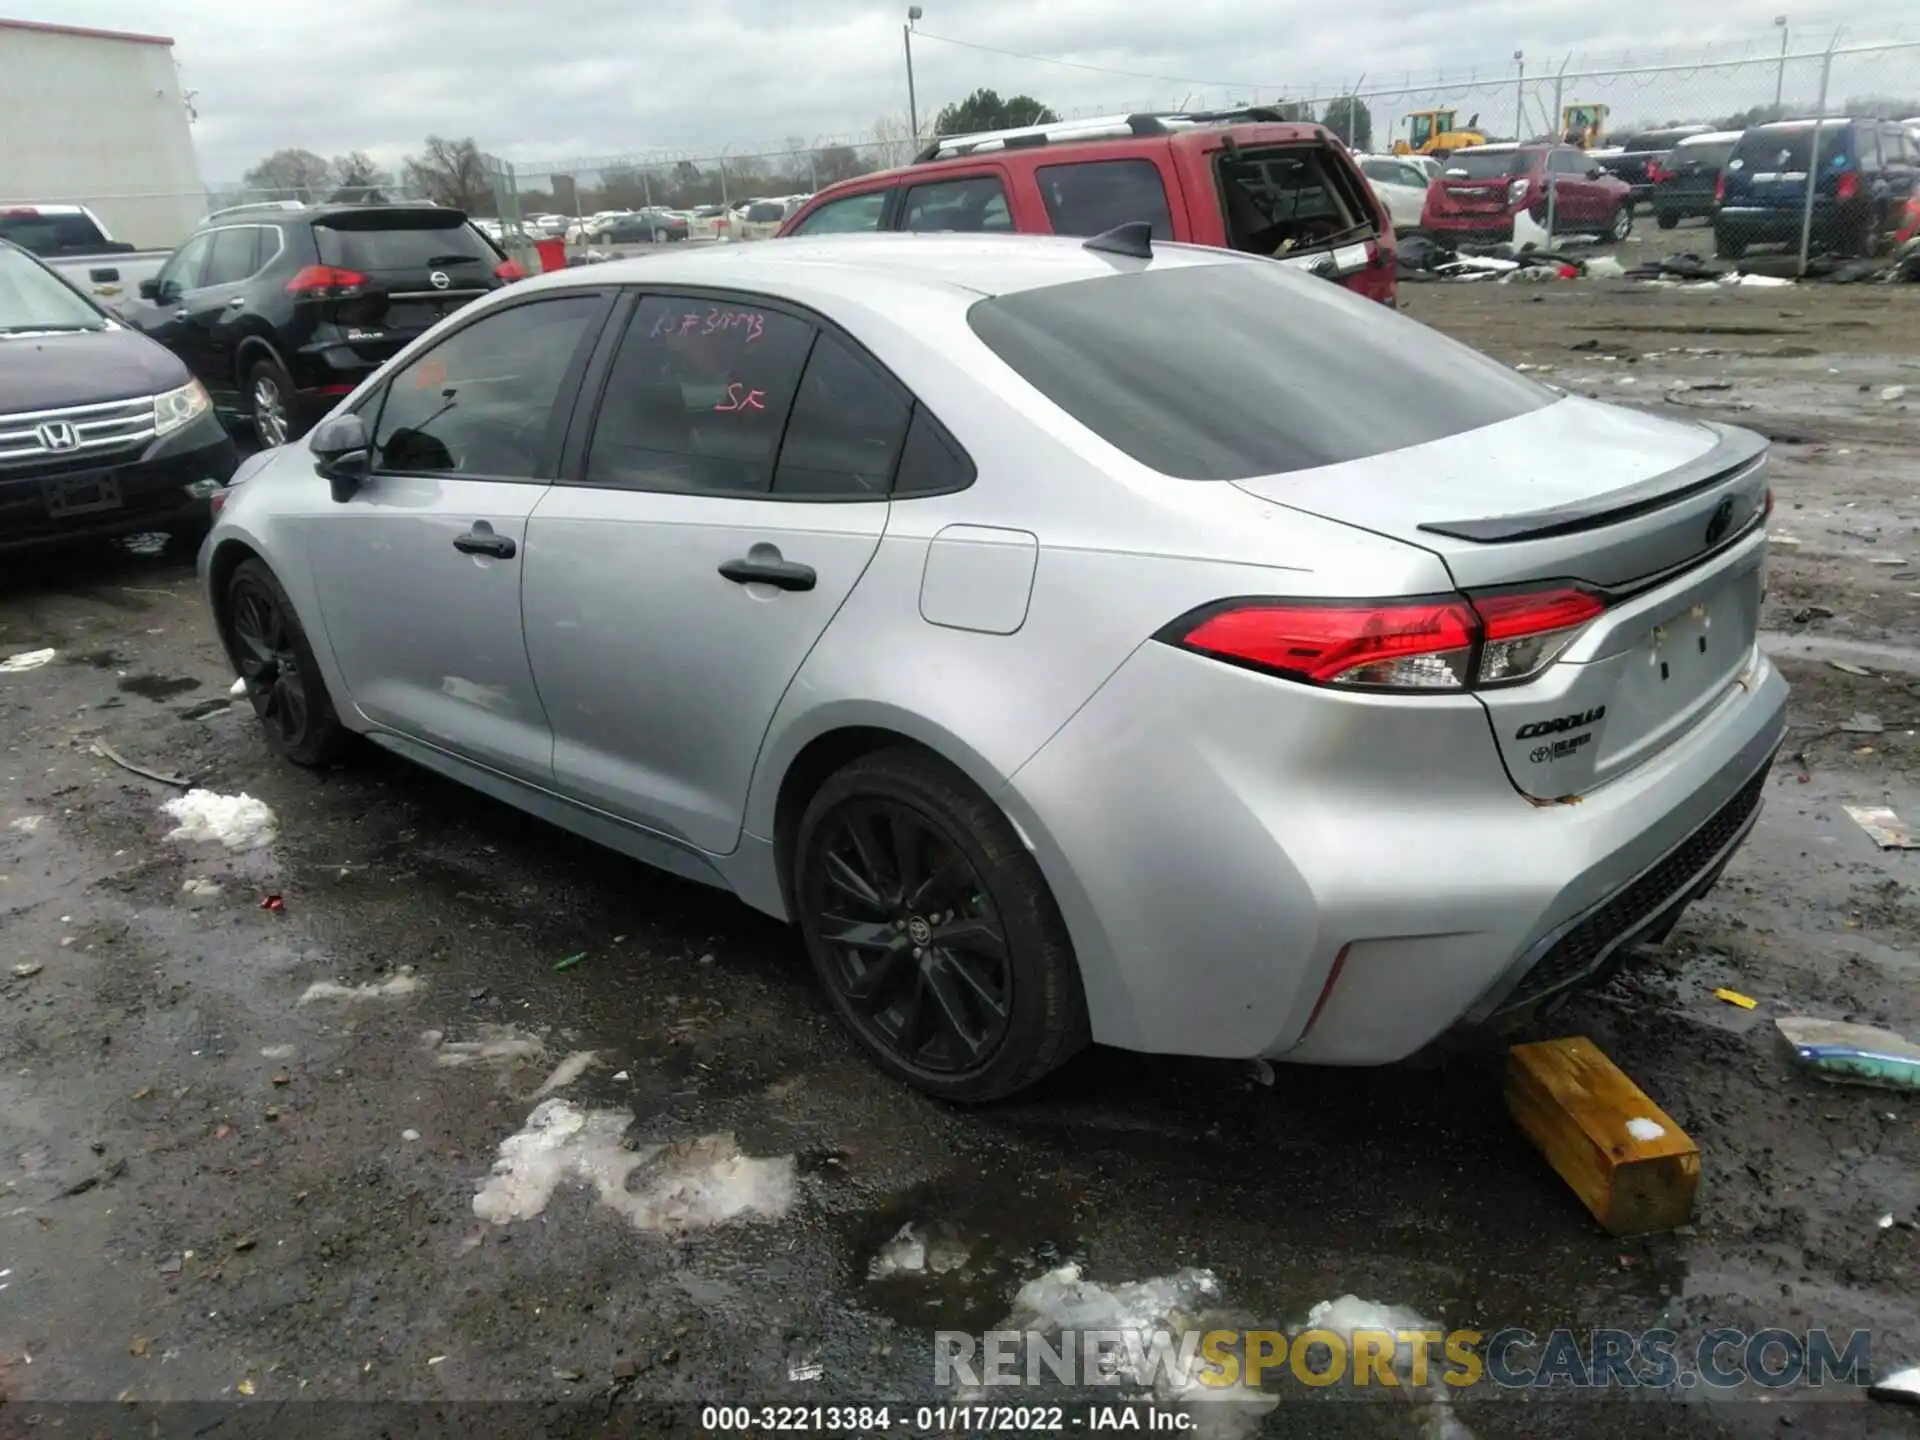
[1599,126,1715,206]
[125,205,521,448]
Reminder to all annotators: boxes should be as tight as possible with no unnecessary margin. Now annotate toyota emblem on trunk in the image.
[36,420,79,452]
[429,271,451,290]
[1704,497,1735,546]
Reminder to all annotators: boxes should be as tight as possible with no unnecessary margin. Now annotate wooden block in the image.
[1505,1036,1700,1236]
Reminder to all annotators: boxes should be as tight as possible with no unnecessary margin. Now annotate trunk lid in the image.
[1232,399,1770,798]
[1432,178,1517,215]
[306,209,503,350]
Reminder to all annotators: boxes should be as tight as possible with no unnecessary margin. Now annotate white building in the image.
[0,17,206,248]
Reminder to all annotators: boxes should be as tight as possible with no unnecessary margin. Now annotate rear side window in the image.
[901,176,1011,233]
[203,227,262,286]
[772,333,910,499]
[967,262,1554,482]
[584,295,814,495]
[0,210,110,255]
[314,217,496,272]
[1444,150,1529,179]
[1729,124,1848,173]
[893,407,975,496]
[1682,140,1737,169]
[790,191,888,235]
[1035,160,1174,241]
[744,202,786,223]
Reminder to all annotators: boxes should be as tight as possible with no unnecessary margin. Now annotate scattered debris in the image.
[1776,1017,1920,1091]
[181,878,222,899]
[1625,1117,1667,1142]
[1297,1296,1468,1439]
[228,677,248,698]
[1844,804,1920,850]
[1248,1058,1275,1087]
[161,790,277,851]
[1880,1214,1896,1230]
[1882,385,1909,402]
[788,1360,824,1382]
[297,970,422,1005]
[1840,713,1885,734]
[237,1378,255,1396]
[1714,988,1759,1010]
[260,1044,295,1060]
[429,1025,544,1075]
[92,740,192,787]
[7,814,43,833]
[869,1221,971,1279]
[473,1099,797,1233]
[1830,660,1874,676]
[402,1128,421,1142]
[534,1051,599,1097]
[60,1157,126,1197]
[553,952,587,972]
[611,1070,630,1082]
[130,1336,150,1357]
[260,893,284,911]
[11,963,42,979]
[1872,1366,1920,1404]
[0,648,55,673]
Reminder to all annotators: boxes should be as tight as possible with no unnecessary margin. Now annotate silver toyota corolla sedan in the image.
[199,231,1786,1100]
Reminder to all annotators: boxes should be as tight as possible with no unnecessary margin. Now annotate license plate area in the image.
[44,472,123,518]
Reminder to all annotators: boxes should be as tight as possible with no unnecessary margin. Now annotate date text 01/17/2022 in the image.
[698,1403,1192,1432]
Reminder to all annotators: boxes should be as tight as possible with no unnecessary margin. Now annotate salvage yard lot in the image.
[2,281,1919,1436]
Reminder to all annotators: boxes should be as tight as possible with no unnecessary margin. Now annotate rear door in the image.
[1031,156,1181,240]
[306,209,503,367]
[893,168,1022,234]
[521,289,905,852]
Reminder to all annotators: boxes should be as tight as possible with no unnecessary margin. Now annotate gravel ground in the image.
[1,278,1918,1438]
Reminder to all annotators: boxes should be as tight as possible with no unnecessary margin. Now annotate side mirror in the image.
[309,411,372,503]
[138,278,160,300]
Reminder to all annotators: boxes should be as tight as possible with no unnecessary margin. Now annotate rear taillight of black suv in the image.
[285,265,369,299]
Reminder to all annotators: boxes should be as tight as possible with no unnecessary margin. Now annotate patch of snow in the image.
[259,1044,296,1060]
[1298,1296,1474,1440]
[402,1128,421,1142]
[0,648,55,673]
[429,1024,544,1074]
[1882,385,1909,402]
[229,677,248,698]
[1721,272,1793,287]
[869,1221,971,1279]
[473,1098,796,1234]
[1583,255,1626,279]
[181,878,223,899]
[8,815,44,834]
[535,1050,599,1097]
[161,790,277,851]
[789,1360,824,1382]
[298,971,421,1005]
[1626,1117,1666,1142]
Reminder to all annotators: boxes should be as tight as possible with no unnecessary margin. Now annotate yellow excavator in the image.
[1392,109,1492,157]
[1560,102,1610,148]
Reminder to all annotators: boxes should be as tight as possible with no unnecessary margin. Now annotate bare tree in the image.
[404,135,493,212]
[871,113,918,169]
[328,151,389,204]
[242,148,332,201]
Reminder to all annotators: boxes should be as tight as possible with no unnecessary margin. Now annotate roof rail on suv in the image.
[913,106,1317,163]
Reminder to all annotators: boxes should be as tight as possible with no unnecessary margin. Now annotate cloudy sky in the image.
[27,0,1920,181]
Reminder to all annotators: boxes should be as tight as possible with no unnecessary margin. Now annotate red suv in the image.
[1421,142,1634,246]
[777,110,1397,305]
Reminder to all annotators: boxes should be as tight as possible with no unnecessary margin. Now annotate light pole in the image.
[904,7,923,149]
[1513,50,1525,139]
[1774,15,1789,113]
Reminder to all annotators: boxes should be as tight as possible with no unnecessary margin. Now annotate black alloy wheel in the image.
[223,559,345,766]
[795,750,1087,1101]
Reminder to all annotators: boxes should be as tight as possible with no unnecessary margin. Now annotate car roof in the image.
[506,231,1255,305]
[1675,130,1744,146]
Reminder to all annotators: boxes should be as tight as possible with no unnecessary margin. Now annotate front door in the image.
[126,231,214,381]
[179,225,266,413]
[523,290,912,854]
[301,290,612,782]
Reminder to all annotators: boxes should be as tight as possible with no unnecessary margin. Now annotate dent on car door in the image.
[300,291,612,780]
[522,291,908,854]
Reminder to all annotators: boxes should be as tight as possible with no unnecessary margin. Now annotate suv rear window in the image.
[966,261,1553,481]
[1729,123,1851,173]
[1444,150,1529,178]
[1036,159,1174,241]
[313,214,497,272]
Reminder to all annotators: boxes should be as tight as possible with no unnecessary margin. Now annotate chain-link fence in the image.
[507,28,1920,271]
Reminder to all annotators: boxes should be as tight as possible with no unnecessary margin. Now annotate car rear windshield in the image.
[0,209,111,255]
[967,261,1555,481]
[1443,150,1529,178]
[313,215,497,271]
[1730,123,1850,171]
[1679,138,1738,168]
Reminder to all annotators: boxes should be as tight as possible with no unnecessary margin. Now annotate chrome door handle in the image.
[228,296,246,307]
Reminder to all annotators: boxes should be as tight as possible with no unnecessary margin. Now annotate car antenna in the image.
[1082,221,1153,260]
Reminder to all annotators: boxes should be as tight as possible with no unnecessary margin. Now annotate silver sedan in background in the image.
[200,233,1786,1100]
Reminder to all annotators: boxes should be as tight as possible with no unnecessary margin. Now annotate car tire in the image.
[244,355,299,449]
[793,747,1089,1102]
[1605,205,1634,244]
[1715,227,1747,260]
[221,557,346,767]
[1656,210,1680,231]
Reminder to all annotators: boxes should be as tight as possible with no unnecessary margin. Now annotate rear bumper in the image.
[1421,214,1520,243]
[1001,638,1788,1065]
[1717,200,1871,242]
[0,411,236,553]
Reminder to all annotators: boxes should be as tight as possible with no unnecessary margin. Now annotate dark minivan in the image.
[1715,118,1920,258]
[125,204,524,448]
[1651,130,1742,229]
[0,240,236,553]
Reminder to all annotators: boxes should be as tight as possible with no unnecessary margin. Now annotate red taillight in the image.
[1836,171,1860,201]
[208,488,229,515]
[1166,585,1606,692]
[285,264,369,297]
[1645,162,1667,185]
[494,257,527,281]
[1714,174,1726,205]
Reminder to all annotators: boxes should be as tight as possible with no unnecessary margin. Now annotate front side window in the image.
[791,191,889,235]
[1550,149,1587,175]
[371,295,602,478]
[583,294,814,495]
[900,176,1011,233]
[156,232,215,296]
[203,227,263,286]
[1035,159,1174,240]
